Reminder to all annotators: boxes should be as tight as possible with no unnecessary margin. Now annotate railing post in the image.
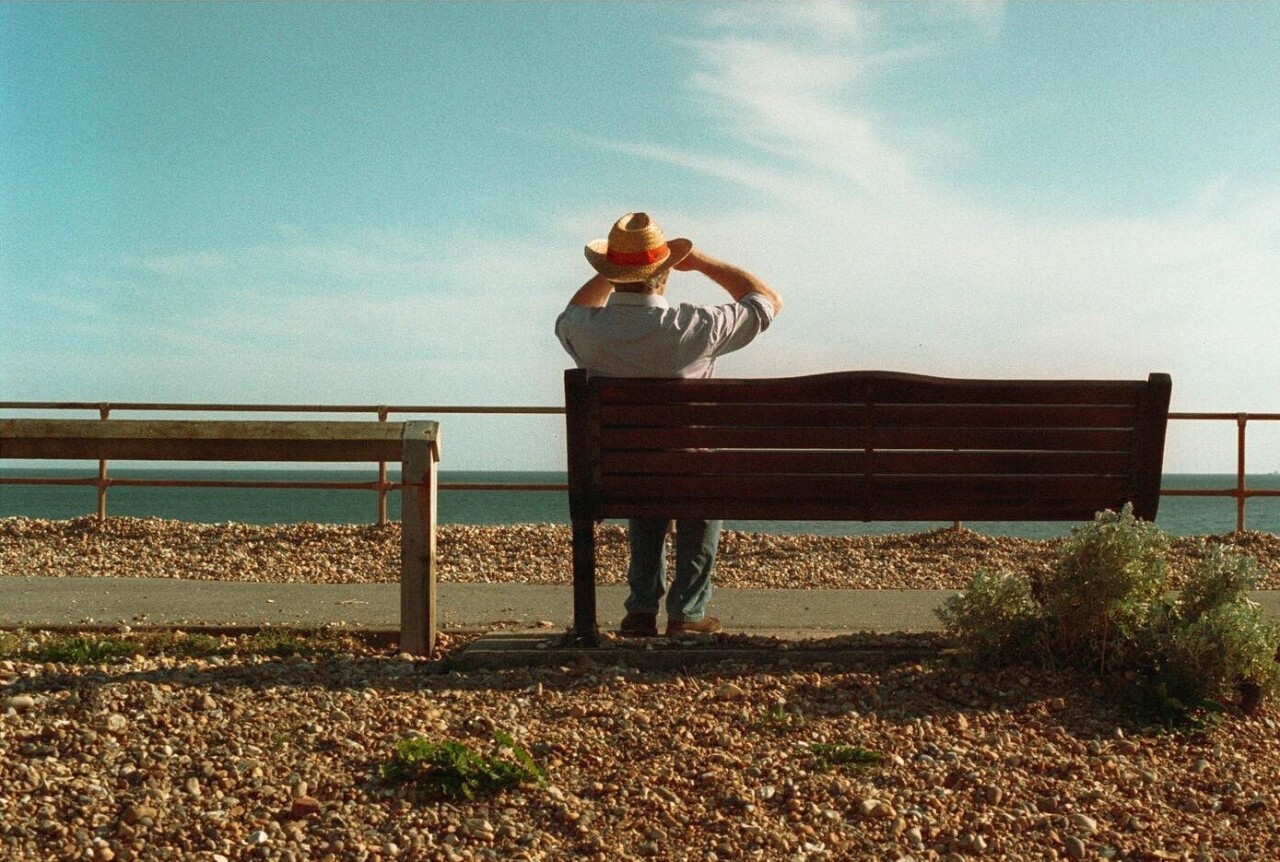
[97,404,110,521]
[377,407,390,526]
[1237,413,1248,533]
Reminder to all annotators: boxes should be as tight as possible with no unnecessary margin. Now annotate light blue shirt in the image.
[555,291,774,379]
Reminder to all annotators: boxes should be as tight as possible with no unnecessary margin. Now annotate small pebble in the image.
[5,694,36,711]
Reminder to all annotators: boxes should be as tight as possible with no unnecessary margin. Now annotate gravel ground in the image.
[2,630,1280,862]
[3,519,1280,860]
[3,517,1280,590]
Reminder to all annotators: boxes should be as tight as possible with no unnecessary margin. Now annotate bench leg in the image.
[568,518,600,646]
[400,431,437,656]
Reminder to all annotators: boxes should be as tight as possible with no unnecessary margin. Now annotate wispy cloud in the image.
[675,25,936,204]
[699,0,873,43]
[573,2,1280,473]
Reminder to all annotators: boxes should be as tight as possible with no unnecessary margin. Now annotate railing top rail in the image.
[4,403,1279,417]
[1171,412,1280,421]
[6,404,1280,417]
[0,402,563,414]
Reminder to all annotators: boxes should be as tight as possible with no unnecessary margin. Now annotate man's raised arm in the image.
[674,249,782,316]
[567,274,614,308]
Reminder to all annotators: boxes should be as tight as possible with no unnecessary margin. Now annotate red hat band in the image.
[606,244,669,267]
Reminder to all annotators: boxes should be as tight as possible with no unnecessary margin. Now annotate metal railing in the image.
[0,402,567,525]
[1,402,1278,531]
[1160,413,1280,532]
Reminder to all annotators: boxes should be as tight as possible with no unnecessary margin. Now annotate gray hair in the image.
[641,271,669,292]
[614,271,669,295]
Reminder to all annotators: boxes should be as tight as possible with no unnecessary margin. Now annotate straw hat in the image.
[584,213,693,282]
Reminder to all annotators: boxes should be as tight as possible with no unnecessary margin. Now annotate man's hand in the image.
[672,247,703,272]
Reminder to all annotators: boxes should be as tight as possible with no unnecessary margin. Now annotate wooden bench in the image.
[0,419,441,654]
[564,368,1172,645]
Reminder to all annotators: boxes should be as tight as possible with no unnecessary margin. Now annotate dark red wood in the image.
[600,402,1141,429]
[600,449,1133,477]
[591,371,1152,406]
[563,368,1172,640]
[600,425,869,451]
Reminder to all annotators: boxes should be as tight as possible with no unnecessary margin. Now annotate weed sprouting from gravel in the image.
[749,704,807,735]
[381,731,546,800]
[806,742,886,773]
[0,628,372,664]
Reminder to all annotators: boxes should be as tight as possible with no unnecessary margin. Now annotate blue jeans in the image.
[623,518,722,622]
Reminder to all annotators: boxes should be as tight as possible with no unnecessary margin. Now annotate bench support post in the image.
[399,422,438,655]
[568,519,600,646]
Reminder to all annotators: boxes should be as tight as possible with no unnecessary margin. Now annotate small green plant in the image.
[242,629,353,659]
[806,742,885,773]
[0,631,20,657]
[39,635,140,665]
[138,631,223,657]
[381,731,546,800]
[750,704,806,735]
[2,629,364,665]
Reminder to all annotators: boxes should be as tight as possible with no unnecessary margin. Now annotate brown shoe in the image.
[619,611,658,637]
[666,616,722,636]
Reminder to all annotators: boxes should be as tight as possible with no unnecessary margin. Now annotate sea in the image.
[1,469,1278,539]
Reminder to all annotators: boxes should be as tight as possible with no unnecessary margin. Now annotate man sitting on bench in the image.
[554,212,783,637]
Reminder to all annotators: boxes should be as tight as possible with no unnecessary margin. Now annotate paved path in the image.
[5,577,1280,640]
[0,576,958,635]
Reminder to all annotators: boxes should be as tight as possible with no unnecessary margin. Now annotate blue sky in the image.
[2,1,1278,471]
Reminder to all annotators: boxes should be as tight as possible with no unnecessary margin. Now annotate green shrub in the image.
[1040,504,1169,672]
[1164,600,1280,698]
[937,506,1280,722]
[1178,543,1267,621]
[936,569,1042,667]
[381,731,545,800]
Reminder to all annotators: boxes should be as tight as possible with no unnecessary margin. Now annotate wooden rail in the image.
[0,419,442,655]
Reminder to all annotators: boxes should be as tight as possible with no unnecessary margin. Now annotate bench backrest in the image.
[0,419,439,463]
[565,369,1171,523]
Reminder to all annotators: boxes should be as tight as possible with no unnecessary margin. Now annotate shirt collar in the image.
[606,291,669,309]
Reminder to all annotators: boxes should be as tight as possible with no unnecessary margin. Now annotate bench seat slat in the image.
[599,426,1136,452]
[599,473,1129,503]
[600,403,1141,429]
[596,497,1129,522]
[599,449,1135,476]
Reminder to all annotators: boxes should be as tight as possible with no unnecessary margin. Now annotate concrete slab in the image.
[6,578,1280,672]
[0,577,961,633]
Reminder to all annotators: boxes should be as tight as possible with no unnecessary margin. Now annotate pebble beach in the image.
[4,517,1280,862]
[3,516,1280,590]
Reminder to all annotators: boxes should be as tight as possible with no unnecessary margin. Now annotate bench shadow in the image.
[4,627,1167,742]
